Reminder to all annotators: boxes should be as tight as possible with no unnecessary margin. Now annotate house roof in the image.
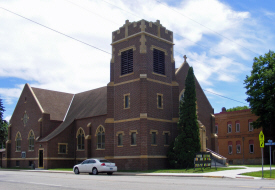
[32,87,74,121]
[39,86,107,142]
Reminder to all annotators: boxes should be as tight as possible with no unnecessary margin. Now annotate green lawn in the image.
[49,168,73,171]
[231,165,275,167]
[0,167,31,170]
[49,167,243,173]
[117,167,244,173]
[241,170,275,179]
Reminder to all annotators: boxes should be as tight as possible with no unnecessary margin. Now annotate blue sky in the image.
[1,0,275,122]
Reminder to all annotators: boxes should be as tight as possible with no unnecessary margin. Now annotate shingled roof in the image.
[32,87,74,121]
[39,86,107,142]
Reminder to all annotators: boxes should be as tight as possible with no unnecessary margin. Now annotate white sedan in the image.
[73,159,117,175]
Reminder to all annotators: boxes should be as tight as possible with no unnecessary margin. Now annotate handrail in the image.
[206,148,226,159]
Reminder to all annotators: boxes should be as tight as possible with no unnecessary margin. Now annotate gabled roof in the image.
[32,87,74,121]
[39,86,107,142]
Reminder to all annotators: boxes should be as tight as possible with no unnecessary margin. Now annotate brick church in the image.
[3,20,216,170]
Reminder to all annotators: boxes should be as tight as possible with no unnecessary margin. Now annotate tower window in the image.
[157,94,163,109]
[153,49,165,75]
[124,94,130,109]
[121,49,133,75]
[131,132,136,145]
[151,132,156,145]
[118,133,123,146]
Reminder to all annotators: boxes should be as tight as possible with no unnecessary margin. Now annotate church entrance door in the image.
[38,149,44,168]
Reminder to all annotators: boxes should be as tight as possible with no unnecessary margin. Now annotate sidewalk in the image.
[2,166,275,179]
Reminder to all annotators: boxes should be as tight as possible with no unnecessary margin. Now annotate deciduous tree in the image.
[244,50,275,131]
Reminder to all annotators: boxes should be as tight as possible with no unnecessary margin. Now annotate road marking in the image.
[1,179,64,188]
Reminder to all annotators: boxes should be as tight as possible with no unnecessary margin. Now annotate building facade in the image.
[215,107,262,164]
[2,20,215,170]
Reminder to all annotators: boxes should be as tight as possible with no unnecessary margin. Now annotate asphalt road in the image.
[0,170,275,190]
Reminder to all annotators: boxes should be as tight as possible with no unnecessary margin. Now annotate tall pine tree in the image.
[0,98,8,148]
[167,67,201,168]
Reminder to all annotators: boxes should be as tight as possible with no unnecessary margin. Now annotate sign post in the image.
[265,139,275,178]
[259,131,265,178]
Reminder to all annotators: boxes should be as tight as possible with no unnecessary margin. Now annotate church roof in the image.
[32,87,74,121]
[39,86,107,142]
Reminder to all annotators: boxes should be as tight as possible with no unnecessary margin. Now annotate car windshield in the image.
[99,159,111,163]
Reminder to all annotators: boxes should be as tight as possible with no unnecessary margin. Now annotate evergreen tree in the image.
[0,98,8,148]
[167,67,201,168]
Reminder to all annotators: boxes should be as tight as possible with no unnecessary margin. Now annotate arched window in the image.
[96,126,105,149]
[15,132,22,152]
[28,130,35,151]
[77,128,85,150]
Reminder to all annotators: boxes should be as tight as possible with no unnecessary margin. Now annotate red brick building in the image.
[215,107,262,164]
[2,20,215,170]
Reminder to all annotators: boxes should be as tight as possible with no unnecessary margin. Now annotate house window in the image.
[235,122,240,132]
[28,130,35,151]
[236,141,241,154]
[151,132,156,145]
[121,49,133,75]
[77,128,85,150]
[118,133,123,146]
[215,124,218,134]
[29,161,33,167]
[21,151,26,158]
[16,161,20,167]
[228,141,232,154]
[227,123,232,133]
[153,49,165,75]
[96,126,105,149]
[124,94,130,109]
[131,132,136,145]
[15,132,21,152]
[249,140,254,153]
[164,133,169,145]
[249,120,253,131]
[59,144,67,154]
[157,93,163,109]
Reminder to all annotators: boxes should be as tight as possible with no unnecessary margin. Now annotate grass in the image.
[241,170,275,179]
[232,165,275,167]
[0,167,31,170]
[49,168,72,171]
[49,167,243,173]
[117,167,244,173]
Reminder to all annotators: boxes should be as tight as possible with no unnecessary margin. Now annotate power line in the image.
[100,0,250,68]
[0,7,111,55]
[63,0,121,26]
[155,0,260,56]
[0,6,248,105]
[202,89,248,105]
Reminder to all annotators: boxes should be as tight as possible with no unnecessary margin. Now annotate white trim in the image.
[63,95,75,121]
[27,84,44,113]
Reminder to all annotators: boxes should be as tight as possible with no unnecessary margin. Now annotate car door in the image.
[86,159,95,173]
[79,160,89,173]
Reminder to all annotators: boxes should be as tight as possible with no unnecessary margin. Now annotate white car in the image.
[73,159,117,175]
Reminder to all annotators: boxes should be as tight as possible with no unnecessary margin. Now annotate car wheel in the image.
[107,172,113,175]
[92,168,98,175]
[74,167,79,174]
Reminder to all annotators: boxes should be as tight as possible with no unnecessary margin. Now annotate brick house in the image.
[215,107,262,164]
[3,20,215,170]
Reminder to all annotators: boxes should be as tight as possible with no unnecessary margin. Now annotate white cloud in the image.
[4,115,11,122]
[0,0,274,111]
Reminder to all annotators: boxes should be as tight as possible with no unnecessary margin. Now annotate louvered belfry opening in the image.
[153,49,165,75]
[121,49,133,75]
